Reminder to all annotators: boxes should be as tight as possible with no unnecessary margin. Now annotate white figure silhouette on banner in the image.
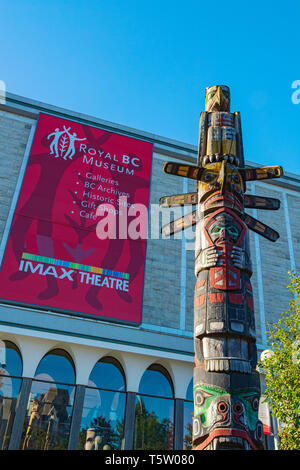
[63,127,86,160]
[47,125,86,160]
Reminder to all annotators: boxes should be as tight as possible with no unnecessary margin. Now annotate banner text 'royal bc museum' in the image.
[0,113,153,324]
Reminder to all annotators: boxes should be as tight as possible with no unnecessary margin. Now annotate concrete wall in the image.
[0,110,34,245]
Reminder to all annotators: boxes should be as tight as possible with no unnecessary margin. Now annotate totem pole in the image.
[160,85,283,450]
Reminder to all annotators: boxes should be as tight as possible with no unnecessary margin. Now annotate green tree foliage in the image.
[183,422,193,450]
[89,415,122,449]
[134,398,173,450]
[259,272,300,450]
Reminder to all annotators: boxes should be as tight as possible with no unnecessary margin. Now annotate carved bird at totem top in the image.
[159,85,283,243]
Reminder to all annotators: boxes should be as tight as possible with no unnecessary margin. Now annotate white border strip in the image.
[282,191,297,301]
[141,322,193,337]
[254,180,300,198]
[0,323,194,363]
[153,151,187,163]
[282,191,296,272]
[0,121,37,266]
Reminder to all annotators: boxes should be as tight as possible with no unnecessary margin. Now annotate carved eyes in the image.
[195,389,213,407]
[195,391,205,407]
[203,172,216,183]
[255,422,264,441]
[211,225,239,237]
[227,227,239,236]
[231,174,240,183]
[217,402,228,413]
[245,395,260,411]
[211,225,223,235]
[202,172,240,186]
[233,402,243,414]
[250,397,259,411]
[217,401,229,422]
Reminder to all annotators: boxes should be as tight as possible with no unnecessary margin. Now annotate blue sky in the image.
[1,0,300,174]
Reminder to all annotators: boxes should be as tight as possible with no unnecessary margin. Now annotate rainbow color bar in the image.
[22,252,130,280]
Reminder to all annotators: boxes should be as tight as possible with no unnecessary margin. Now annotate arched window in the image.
[88,357,125,392]
[34,349,75,385]
[138,364,173,397]
[183,378,193,450]
[0,340,22,450]
[20,349,75,450]
[78,357,126,450]
[133,364,174,450]
[0,340,22,377]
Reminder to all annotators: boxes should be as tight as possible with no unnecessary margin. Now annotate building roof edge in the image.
[1,91,299,190]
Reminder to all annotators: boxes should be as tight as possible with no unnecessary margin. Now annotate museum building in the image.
[0,93,299,450]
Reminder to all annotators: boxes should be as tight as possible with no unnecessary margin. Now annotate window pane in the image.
[20,349,75,451]
[183,401,193,450]
[0,341,23,450]
[186,378,193,401]
[89,359,125,391]
[20,381,75,450]
[184,378,193,449]
[0,376,22,450]
[34,350,75,385]
[78,387,126,450]
[0,340,22,378]
[138,368,173,398]
[133,395,174,450]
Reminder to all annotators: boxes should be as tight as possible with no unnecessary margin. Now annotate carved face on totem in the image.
[198,161,244,213]
[205,85,230,112]
[193,384,264,450]
[205,211,245,247]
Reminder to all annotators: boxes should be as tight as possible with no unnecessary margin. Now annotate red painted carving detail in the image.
[195,294,205,307]
[246,295,254,310]
[209,293,224,303]
[210,266,241,290]
[228,293,243,304]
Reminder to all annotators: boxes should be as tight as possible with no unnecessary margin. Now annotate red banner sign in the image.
[0,113,153,324]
